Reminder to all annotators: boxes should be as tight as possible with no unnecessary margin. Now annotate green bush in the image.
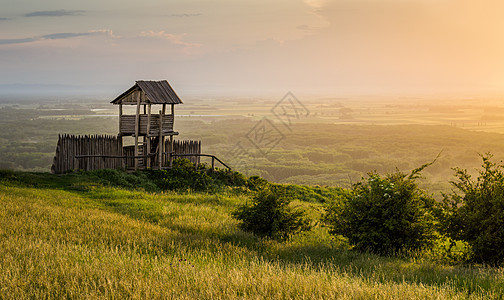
[232,187,312,240]
[443,153,504,265]
[325,168,437,254]
[211,167,247,187]
[149,158,247,192]
[0,169,17,180]
[151,159,213,191]
[246,175,270,191]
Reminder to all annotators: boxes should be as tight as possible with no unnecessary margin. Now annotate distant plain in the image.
[2,94,504,196]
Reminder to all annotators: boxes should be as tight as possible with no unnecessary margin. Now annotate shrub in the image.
[325,167,437,255]
[246,176,270,191]
[149,158,248,192]
[232,187,312,239]
[0,169,17,181]
[211,167,247,187]
[443,153,504,265]
[151,159,213,191]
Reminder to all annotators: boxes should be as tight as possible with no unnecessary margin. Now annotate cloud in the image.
[139,31,200,48]
[89,29,119,38]
[0,29,116,45]
[0,38,36,45]
[25,10,85,17]
[42,32,91,40]
[296,24,320,33]
[304,0,329,9]
[166,13,202,18]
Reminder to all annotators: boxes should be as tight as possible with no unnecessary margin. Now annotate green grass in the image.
[1,172,504,299]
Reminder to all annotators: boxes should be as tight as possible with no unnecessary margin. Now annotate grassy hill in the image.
[1,170,503,299]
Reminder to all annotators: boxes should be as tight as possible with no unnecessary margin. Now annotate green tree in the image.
[325,167,437,254]
[232,187,312,240]
[443,153,504,265]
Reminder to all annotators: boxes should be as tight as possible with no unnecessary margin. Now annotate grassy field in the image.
[1,172,504,299]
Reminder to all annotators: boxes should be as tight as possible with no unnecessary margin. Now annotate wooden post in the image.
[118,104,124,168]
[134,94,141,170]
[146,103,151,168]
[169,135,174,168]
[211,156,215,172]
[161,104,167,168]
[169,104,175,168]
[158,109,163,169]
[119,134,124,169]
[198,140,201,165]
[118,104,123,134]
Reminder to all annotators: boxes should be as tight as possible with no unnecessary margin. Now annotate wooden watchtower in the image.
[111,80,182,170]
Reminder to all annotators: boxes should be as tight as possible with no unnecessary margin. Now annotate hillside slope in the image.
[0,172,503,299]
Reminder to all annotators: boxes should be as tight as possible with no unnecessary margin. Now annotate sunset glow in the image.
[1,0,504,96]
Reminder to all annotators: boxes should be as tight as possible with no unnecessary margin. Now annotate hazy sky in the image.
[1,0,504,96]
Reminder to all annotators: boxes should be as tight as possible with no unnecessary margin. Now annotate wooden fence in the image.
[51,134,202,173]
[171,140,201,165]
[51,134,123,174]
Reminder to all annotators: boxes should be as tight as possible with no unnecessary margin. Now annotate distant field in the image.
[2,95,504,196]
[1,172,503,299]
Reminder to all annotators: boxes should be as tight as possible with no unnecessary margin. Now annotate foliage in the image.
[1,160,247,193]
[426,235,470,265]
[325,167,438,255]
[150,158,247,192]
[246,175,270,191]
[232,187,312,239]
[210,165,248,187]
[275,183,348,204]
[245,175,349,203]
[0,169,16,180]
[442,153,504,265]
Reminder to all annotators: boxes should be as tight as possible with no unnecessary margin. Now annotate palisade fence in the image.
[51,135,123,174]
[171,140,201,165]
[51,134,202,174]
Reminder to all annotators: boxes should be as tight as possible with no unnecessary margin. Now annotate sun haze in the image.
[0,0,503,96]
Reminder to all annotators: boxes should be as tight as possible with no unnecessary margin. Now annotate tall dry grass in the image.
[1,184,503,299]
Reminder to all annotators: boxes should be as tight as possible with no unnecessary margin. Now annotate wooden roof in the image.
[111,80,183,105]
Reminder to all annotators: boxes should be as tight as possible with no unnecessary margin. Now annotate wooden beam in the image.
[75,154,156,158]
[118,104,123,135]
[171,104,175,130]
